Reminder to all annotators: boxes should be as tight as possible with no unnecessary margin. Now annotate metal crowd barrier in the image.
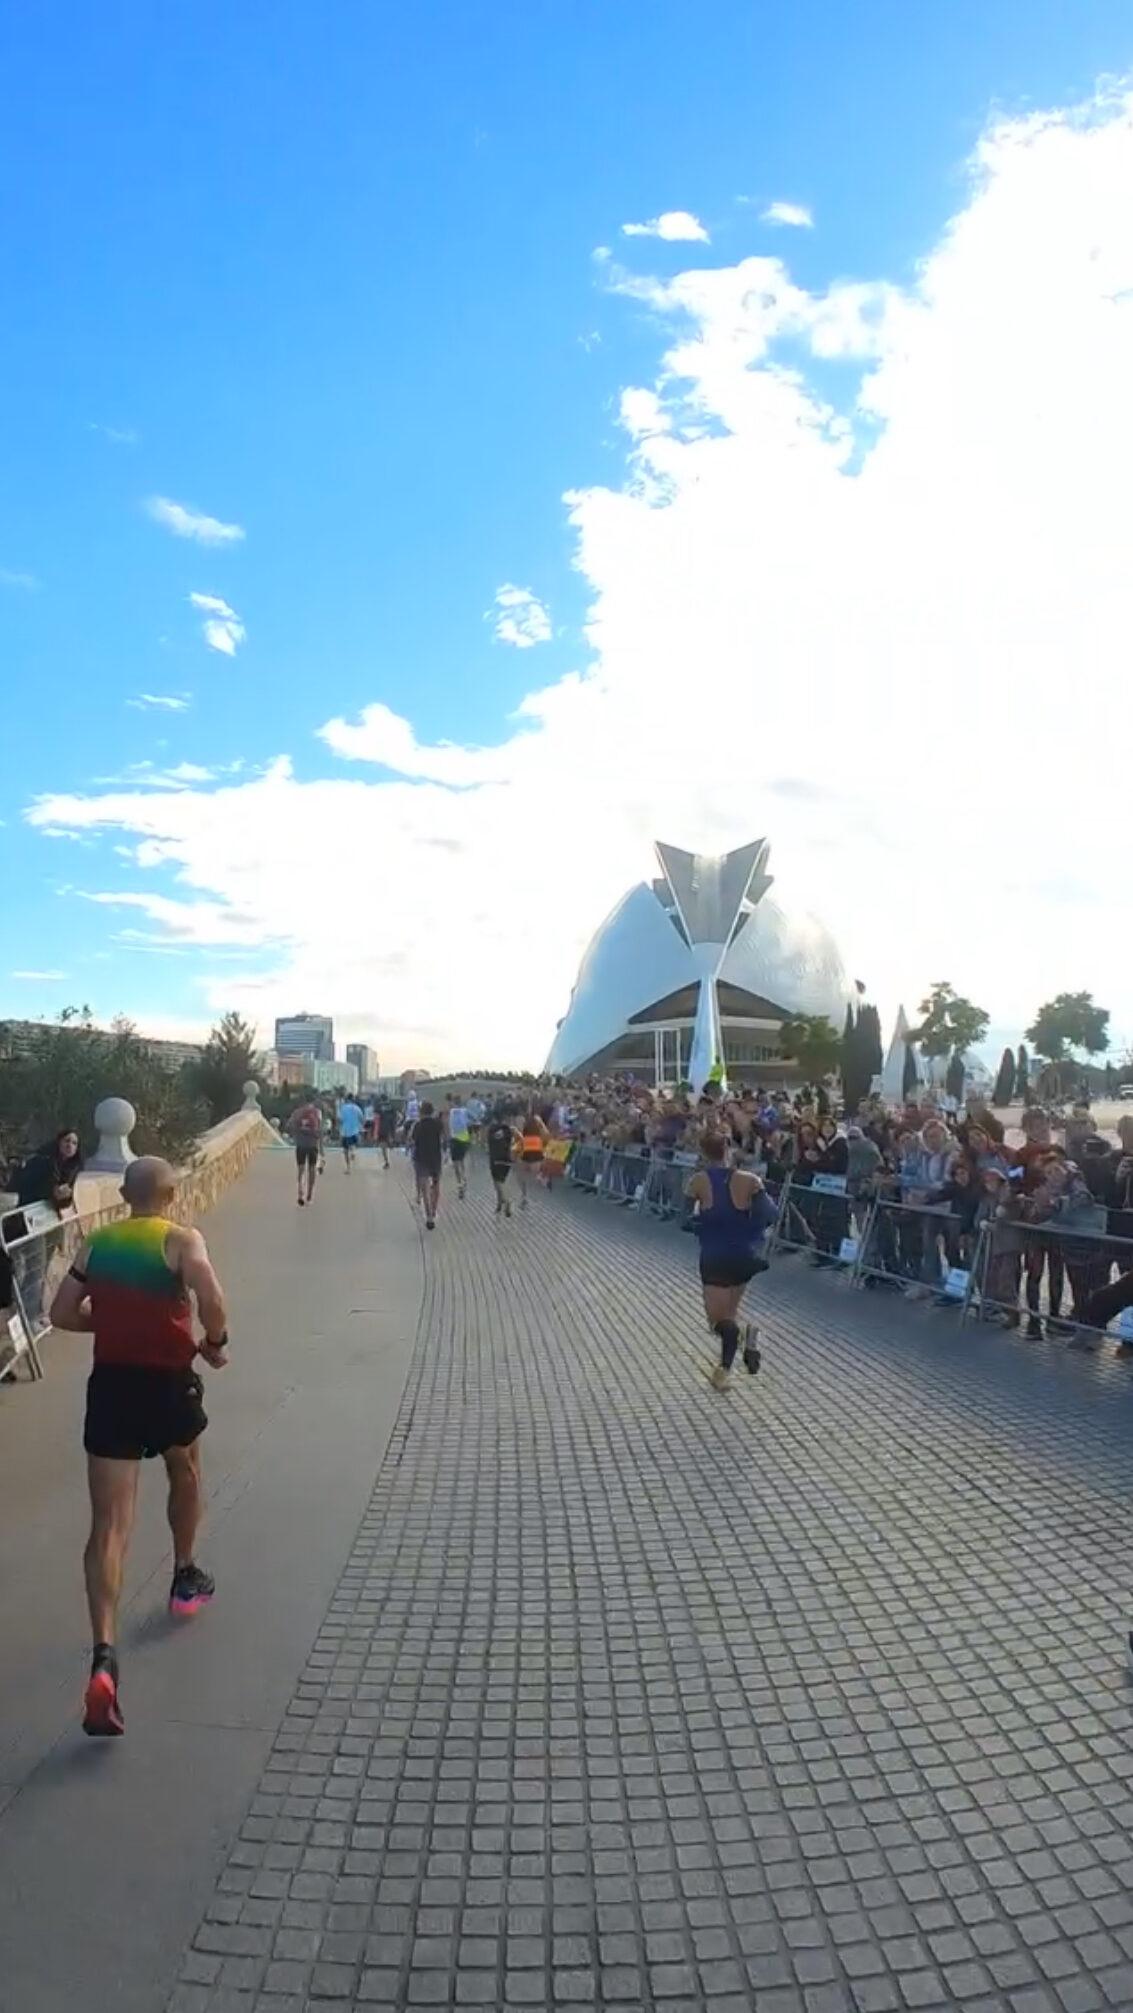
[0,1196,125,1383]
[566,1148,1133,1347]
[767,1174,857,1263]
[850,1194,969,1296]
[567,1144,699,1218]
[959,1217,1133,1341]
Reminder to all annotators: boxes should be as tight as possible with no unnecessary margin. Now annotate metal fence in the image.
[960,1217,1133,1339]
[1,1196,124,1383]
[566,1144,701,1220]
[566,1147,1133,1346]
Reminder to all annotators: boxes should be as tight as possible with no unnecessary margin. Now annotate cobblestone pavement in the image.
[171,1159,1133,2013]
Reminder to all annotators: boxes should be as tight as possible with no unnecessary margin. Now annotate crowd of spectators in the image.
[553,1074,1133,1337]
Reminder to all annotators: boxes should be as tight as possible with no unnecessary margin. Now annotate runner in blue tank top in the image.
[685,1131,778,1390]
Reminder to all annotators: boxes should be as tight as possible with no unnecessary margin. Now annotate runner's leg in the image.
[164,1439,204,1571]
[702,1282,745,1379]
[84,1455,141,1650]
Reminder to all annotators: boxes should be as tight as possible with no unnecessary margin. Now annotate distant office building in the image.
[346,1043,378,1086]
[311,1057,357,1094]
[0,1018,203,1073]
[264,1052,308,1089]
[274,1013,334,1062]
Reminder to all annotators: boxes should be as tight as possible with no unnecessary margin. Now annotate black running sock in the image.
[715,1320,740,1371]
[92,1641,118,1678]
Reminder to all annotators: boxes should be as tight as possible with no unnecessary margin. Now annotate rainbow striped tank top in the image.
[86,1216,196,1370]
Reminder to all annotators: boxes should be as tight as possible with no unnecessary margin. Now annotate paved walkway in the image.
[5,1148,1133,2013]
[175,1155,1133,2013]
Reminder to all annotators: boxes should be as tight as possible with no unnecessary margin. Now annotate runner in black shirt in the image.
[486,1111,521,1219]
[411,1102,444,1229]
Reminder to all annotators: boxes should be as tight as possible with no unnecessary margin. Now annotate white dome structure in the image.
[546,839,855,1091]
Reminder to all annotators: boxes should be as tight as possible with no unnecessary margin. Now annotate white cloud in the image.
[25,83,1133,1066]
[189,591,245,655]
[128,692,192,712]
[618,388,672,440]
[146,497,245,546]
[490,584,552,649]
[90,423,139,446]
[761,200,814,228]
[10,969,67,981]
[0,568,38,590]
[319,703,519,784]
[622,210,710,244]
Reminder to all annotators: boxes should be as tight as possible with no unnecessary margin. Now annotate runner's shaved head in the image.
[122,1156,177,1208]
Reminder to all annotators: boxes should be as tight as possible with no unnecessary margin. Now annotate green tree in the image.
[858,1003,883,1086]
[839,1003,865,1112]
[188,1012,263,1124]
[0,1009,207,1169]
[1016,1043,1030,1103]
[908,981,989,1062]
[840,998,884,1114]
[779,1014,842,1082]
[991,1047,1016,1106]
[1025,992,1110,1093]
[945,1051,966,1103]
[902,1038,919,1101]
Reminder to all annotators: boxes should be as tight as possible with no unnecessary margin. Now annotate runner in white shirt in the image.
[446,1094,472,1200]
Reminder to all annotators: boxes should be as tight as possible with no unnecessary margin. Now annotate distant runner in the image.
[446,1093,472,1200]
[685,1132,777,1391]
[289,1098,323,1207]
[411,1100,444,1230]
[338,1094,364,1172]
[48,1156,229,1737]
[486,1108,522,1217]
[517,1105,550,1210]
[376,1097,397,1169]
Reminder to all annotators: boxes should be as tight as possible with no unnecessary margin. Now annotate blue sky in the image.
[3,3,1132,1066]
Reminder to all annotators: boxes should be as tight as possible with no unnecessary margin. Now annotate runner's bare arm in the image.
[49,1240,94,1331]
[684,1170,709,1205]
[175,1226,229,1352]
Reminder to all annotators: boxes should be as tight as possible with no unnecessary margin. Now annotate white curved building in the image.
[546,839,855,1091]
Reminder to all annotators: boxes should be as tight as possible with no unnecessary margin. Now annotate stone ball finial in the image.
[88,1096,138,1173]
[241,1079,262,1111]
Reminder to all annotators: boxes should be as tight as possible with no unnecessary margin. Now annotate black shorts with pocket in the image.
[84,1364,208,1461]
[698,1252,769,1290]
[295,1143,319,1167]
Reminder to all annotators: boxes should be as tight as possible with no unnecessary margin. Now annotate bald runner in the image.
[50,1157,231,1738]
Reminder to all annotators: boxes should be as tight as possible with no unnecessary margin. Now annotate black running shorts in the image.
[698,1253,768,1289]
[414,1158,442,1182]
[489,1161,512,1183]
[450,1138,470,1164]
[84,1364,208,1461]
[295,1143,319,1167]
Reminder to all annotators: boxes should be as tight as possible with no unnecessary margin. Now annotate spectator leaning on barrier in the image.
[1027,1152,1109,1325]
[16,1126,84,1212]
[975,1167,1025,1322]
